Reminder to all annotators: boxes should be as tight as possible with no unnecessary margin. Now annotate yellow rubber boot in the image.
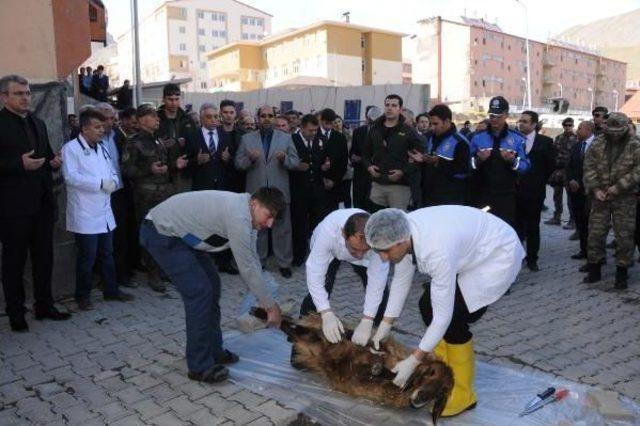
[432,340,448,363]
[441,340,477,417]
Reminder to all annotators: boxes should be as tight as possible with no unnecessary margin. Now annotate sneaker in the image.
[76,298,94,311]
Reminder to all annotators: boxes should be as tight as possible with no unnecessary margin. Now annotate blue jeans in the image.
[139,220,223,374]
[74,231,119,300]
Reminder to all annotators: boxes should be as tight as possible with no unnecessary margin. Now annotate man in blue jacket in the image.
[469,96,530,227]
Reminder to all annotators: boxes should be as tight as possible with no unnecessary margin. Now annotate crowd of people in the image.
[2,71,640,416]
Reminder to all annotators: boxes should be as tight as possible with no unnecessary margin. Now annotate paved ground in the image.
[1,202,640,425]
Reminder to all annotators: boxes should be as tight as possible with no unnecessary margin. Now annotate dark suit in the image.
[349,124,371,210]
[566,138,591,255]
[0,108,57,317]
[516,133,555,263]
[290,132,333,264]
[317,128,348,208]
[186,126,237,191]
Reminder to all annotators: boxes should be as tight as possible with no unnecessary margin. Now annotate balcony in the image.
[542,54,555,67]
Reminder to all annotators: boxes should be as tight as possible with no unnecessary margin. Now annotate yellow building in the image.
[206,21,404,92]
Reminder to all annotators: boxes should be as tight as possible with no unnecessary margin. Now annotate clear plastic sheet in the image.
[223,329,640,425]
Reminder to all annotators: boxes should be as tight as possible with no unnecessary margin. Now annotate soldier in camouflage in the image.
[583,112,640,289]
[592,106,608,137]
[545,117,577,226]
[122,104,188,292]
[156,83,197,193]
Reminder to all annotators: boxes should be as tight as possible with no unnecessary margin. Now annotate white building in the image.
[117,0,272,92]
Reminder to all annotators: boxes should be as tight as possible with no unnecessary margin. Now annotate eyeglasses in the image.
[260,114,274,118]
[5,90,31,97]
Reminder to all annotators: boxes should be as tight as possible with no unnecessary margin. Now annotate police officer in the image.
[408,104,470,207]
[583,112,640,289]
[469,96,530,227]
[546,117,577,226]
[123,104,188,292]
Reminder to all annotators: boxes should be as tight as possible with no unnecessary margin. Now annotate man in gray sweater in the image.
[140,187,284,383]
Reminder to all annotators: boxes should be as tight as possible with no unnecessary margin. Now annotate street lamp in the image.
[515,0,532,109]
[557,82,563,98]
[612,89,619,111]
[587,87,594,112]
[521,77,527,109]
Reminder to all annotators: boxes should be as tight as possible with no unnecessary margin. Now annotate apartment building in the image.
[206,21,404,92]
[412,17,627,113]
[117,0,271,92]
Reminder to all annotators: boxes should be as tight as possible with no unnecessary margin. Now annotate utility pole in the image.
[132,0,142,106]
[515,0,532,109]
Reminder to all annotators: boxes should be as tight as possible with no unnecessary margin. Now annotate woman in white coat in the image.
[362,206,524,417]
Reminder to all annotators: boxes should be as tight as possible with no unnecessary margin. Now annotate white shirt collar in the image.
[525,131,536,153]
[584,134,595,148]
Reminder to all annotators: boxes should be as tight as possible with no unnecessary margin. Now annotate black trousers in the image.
[111,188,137,283]
[419,282,486,345]
[352,169,371,211]
[473,193,516,229]
[0,209,54,317]
[569,192,589,255]
[515,195,544,263]
[300,258,389,325]
[291,192,336,265]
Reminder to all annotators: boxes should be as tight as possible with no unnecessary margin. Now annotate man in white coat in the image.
[362,206,524,417]
[62,108,134,311]
[299,209,390,346]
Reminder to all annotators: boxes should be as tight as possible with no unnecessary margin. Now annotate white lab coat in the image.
[383,206,524,352]
[306,208,390,317]
[62,135,118,235]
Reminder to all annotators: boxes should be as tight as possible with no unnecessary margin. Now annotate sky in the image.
[103,0,640,44]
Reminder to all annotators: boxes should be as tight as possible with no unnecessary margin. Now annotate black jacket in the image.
[185,126,238,191]
[517,133,555,199]
[0,108,56,218]
[316,128,348,194]
[349,124,369,173]
[565,138,588,192]
[362,116,423,186]
[157,105,197,143]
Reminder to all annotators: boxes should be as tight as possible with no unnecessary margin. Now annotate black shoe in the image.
[544,217,561,225]
[280,267,292,278]
[563,221,576,230]
[9,314,29,332]
[583,263,602,283]
[218,264,239,275]
[614,266,628,290]
[578,263,589,273]
[571,252,587,260]
[292,259,305,267]
[119,278,139,288]
[188,364,229,383]
[527,261,540,272]
[34,305,71,321]
[147,274,166,293]
[607,240,617,249]
[541,204,549,211]
[104,291,135,302]
[214,349,240,365]
[76,298,94,311]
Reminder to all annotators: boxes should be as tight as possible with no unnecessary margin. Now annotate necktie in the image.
[580,141,586,158]
[208,130,216,153]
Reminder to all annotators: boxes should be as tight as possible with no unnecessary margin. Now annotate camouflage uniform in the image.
[157,106,196,193]
[549,132,577,220]
[583,130,640,268]
[122,129,182,222]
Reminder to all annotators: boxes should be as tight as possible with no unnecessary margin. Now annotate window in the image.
[220,30,227,38]
[212,30,219,37]
[198,29,205,36]
[250,17,256,25]
[242,33,248,40]
[482,38,486,45]
[198,11,204,19]
[211,12,217,20]
[293,60,300,73]
[200,62,206,69]
[180,60,187,68]
[242,17,248,24]
[199,45,206,52]
[257,34,263,40]
[250,34,256,40]
[361,35,365,48]
[219,14,226,22]
[179,26,186,34]
[361,60,365,72]
[179,43,187,51]
[179,8,187,17]
[200,82,208,89]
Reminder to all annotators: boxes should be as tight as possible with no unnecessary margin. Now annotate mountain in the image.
[555,8,640,82]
